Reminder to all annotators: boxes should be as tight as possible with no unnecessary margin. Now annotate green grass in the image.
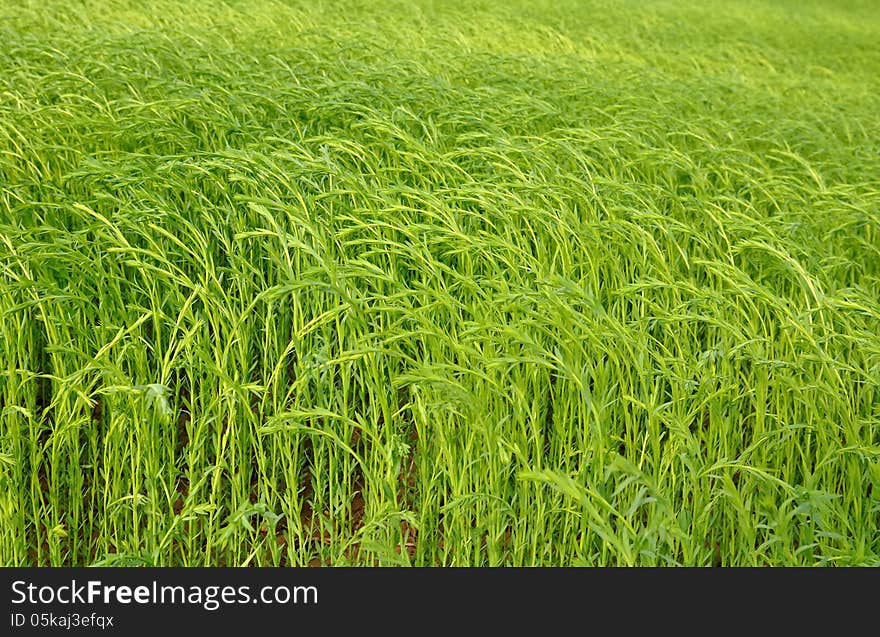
[1,0,878,566]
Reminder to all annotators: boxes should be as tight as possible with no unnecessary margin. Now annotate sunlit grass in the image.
[1,0,878,566]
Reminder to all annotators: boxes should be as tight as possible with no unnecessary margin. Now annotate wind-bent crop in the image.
[1,0,878,566]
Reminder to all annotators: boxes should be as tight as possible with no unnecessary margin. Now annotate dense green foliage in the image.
[1,0,878,565]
